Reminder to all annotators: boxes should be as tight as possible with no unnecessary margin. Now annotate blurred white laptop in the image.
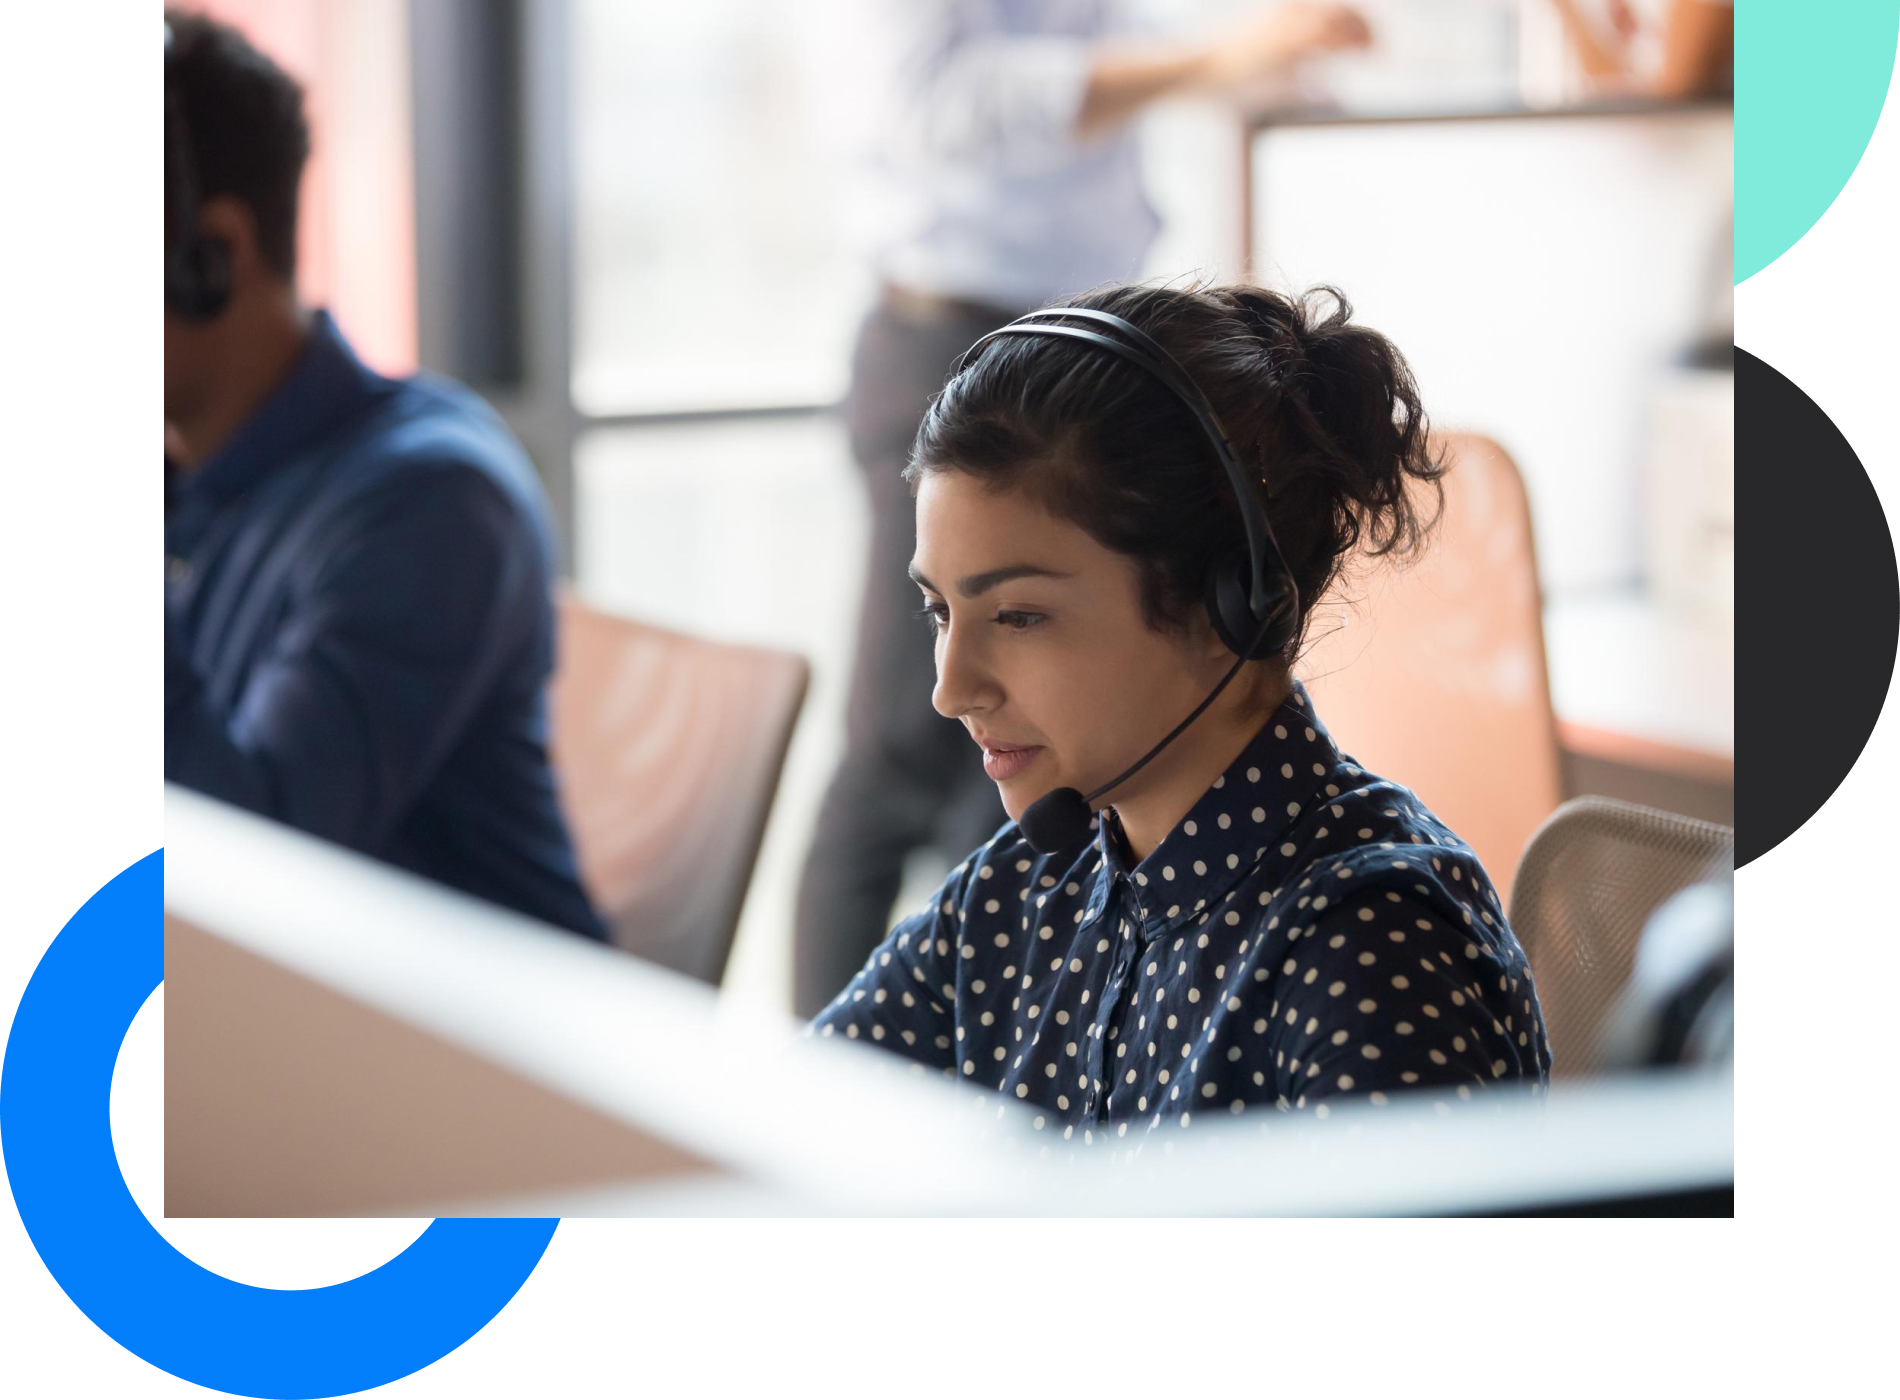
[164,785,1732,1217]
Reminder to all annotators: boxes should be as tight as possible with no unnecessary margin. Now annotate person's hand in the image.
[1198,3,1373,91]
[1604,0,1640,44]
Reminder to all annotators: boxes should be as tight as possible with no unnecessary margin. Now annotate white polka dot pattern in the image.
[812,684,1551,1136]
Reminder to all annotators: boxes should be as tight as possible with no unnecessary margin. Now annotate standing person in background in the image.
[164,11,606,942]
[1544,0,1733,98]
[794,0,1372,1016]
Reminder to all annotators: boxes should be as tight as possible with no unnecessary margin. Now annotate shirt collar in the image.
[182,309,389,506]
[1096,680,1343,941]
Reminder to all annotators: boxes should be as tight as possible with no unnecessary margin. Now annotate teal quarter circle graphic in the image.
[1,851,561,1399]
[1737,2,1900,283]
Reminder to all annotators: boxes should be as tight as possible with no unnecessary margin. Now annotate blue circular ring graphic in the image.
[2,850,560,1399]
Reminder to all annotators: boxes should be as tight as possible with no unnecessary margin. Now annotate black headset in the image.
[946,306,1302,854]
[164,20,234,321]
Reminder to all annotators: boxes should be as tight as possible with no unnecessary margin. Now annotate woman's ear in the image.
[1181,604,1236,669]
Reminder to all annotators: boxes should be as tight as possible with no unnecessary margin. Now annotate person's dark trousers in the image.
[793,291,1020,1017]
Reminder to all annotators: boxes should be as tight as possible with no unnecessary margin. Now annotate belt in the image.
[879,281,1022,328]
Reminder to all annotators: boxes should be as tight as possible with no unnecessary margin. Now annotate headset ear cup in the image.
[1203,548,1255,656]
[1204,548,1293,660]
[181,236,234,320]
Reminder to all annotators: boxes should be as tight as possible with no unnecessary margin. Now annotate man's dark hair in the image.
[165,9,311,279]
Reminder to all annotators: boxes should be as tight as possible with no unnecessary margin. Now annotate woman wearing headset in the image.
[811,283,1550,1137]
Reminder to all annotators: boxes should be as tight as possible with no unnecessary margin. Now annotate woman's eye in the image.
[993,610,1045,631]
[914,603,1042,634]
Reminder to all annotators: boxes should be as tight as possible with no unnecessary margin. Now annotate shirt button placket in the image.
[1071,879,1104,1120]
[1087,880,1133,1124]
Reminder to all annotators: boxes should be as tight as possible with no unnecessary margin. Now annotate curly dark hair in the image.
[908,282,1446,660]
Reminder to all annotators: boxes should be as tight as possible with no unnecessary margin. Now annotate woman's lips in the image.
[981,743,1044,782]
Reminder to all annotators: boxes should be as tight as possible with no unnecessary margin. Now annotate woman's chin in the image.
[996,775,1064,825]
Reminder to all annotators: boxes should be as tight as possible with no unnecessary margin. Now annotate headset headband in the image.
[952,306,1287,620]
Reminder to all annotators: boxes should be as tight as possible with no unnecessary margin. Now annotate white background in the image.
[0,7,1890,1398]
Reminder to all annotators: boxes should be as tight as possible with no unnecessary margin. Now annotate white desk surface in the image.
[166,787,1732,1217]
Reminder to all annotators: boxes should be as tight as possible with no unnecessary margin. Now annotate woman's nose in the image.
[931,621,998,720]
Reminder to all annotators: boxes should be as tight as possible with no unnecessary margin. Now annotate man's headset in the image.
[944,306,1301,855]
[165,20,234,321]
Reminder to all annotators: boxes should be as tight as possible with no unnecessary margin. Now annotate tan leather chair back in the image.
[548,593,809,984]
[1297,433,1563,903]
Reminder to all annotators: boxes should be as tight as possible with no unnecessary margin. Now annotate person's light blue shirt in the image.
[850,0,1163,309]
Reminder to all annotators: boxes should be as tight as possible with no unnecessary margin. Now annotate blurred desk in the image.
[1244,94,1731,130]
[1240,95,1734,280]
[1545,589,1734,821]
[166,787,1731,1217]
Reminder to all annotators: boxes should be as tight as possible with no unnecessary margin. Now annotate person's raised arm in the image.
[891,2,1369,170]
[1075,2,1372,139]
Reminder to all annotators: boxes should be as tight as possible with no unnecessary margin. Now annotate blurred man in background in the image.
[1546,0,1733,98]
[163,11,606,941]
[794,0,1372,1014]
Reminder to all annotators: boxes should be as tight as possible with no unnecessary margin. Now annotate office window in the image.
[576,417,863,1007]
[570,0,870,414]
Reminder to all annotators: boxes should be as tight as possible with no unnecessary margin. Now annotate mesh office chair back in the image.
[1509,795,1733,1078]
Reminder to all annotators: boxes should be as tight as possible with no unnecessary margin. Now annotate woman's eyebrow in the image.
[957,564,1070,596]
[909,563,1071,597]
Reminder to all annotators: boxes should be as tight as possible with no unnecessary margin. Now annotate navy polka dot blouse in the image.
[811,682,1552,1137]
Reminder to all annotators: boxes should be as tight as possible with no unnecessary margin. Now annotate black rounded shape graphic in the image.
[1737,347,1899,865]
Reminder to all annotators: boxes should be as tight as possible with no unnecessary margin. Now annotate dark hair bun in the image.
[1226,284,1442,575]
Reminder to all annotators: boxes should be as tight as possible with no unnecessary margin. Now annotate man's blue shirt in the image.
[165,310,607,942]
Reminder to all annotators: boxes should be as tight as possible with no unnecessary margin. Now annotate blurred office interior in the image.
[178,0,1734,1017]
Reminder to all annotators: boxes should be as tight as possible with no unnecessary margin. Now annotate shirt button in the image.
[165,556,193,585]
